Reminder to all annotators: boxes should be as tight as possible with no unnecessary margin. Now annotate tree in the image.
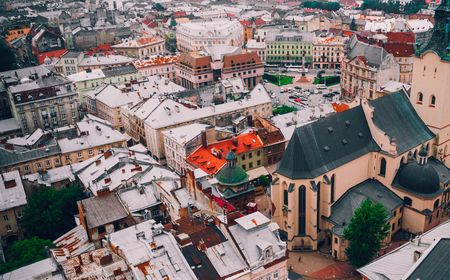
[350,18,357,31]
[0,237,53,274]
[0,38,18,71]
[258,175,271,187]
[21,185,85,240]
[152,3,165,12]
[344,199,390,267]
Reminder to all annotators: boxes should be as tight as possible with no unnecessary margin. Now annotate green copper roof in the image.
[417,1,450,60]
[216,164,248,186]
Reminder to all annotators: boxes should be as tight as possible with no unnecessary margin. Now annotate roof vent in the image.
[345,120,351,126]
[358,132,364,138]
[342,139,348,145]
[327,127,333,133]
[324,146,330,152]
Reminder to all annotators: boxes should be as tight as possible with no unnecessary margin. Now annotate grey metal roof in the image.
[102,64,137,78]
[328,179,403,236]
[428,157,450,185]
[406,238,450,280]
[347,35,389,68]
[276,106,379,179]
[368,91,435,154]
[0,144,61,168]
[81,193,128,228]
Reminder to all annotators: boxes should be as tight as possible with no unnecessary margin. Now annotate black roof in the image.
[277,106,379,179]
[368,92,434,154]
[328,179,403,236]
[181,245,220,280]
[406,238,450,280]
[277,91,434,180]
[393,161,443,198]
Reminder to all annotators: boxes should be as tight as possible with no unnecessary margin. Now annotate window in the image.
[77,152,82,158]
[88,149,93,155]
[334,237,338,244]
[241,155,245,160]
[417,92,423,104]
[257,160,261,166]
[283,189,288,206]
[98,225,106,234]
[273,270,279,279]
[434,199,440,210]
[6,225,12,231]
[392,223,395,231]
[249,162,253,169]
[404,196,412,206]
[3,215,8,221]
[393,210,397,217]
[249,152,252,159]
[298,186,306,235]
[242,164,246,170]
[379,158,386,177]
[430,95,436,107]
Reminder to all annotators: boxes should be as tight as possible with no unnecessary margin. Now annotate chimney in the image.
[95,159,101,166]
[104,150,112,159]
[413,250,422,262]
[201,130,207,148]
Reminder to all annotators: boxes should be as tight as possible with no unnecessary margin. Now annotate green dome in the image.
[216,164,248,186]
[225,151,237,161]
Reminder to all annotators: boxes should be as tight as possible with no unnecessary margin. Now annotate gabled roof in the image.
[347,35,390,68]
[328,179,403,236]
[277,106,379,179]
[368,91,434,154]
[383,42,415,57]
[80,193,128,228]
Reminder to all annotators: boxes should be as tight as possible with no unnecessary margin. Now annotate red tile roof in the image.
[187,132,264,175]
[332,103,350,113]
[37,49,67,64]
[133,55,179,68]
[383,42,415,57]
[385,32,416,44]
[173,11,186,17]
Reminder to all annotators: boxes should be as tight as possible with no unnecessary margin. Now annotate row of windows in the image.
[416,92,436,106]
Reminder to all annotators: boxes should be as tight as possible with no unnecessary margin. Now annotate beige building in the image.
[133,55,179,81]
[68,65,139,102]
[176,20,244,52]
[85,84,140,129]
[0,116,127,175]
[341,36,399,99]
[8,75,80,135]
[313,32,345,69]
[112,37,165,59]
[411,4,450,168]
[136,84,272,163]
[272,91,449,260]
[0,171,27,246]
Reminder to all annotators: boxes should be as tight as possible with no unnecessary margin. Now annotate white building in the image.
[176,20,244,52]
[246,39,266,63]
[162,123,211,174]
[108,220,197,280]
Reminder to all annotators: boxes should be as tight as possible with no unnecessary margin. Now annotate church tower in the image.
[411,1,450,167]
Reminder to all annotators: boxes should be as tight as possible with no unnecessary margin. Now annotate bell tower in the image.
[411,1,450,167]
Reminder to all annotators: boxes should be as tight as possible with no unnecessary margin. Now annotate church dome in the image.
[397,161,440,195]
[216,151,248,186]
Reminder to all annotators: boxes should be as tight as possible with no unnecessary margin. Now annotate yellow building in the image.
[5,27,30,43]
[272,92,449,260]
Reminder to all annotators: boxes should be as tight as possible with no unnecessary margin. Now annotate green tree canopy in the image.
[303,1,341,11]
[350,18,357,31]
[152,3,165,12]
[0,237,53,274]
[344,199,390,267]
[0,38,18,71]
[21,185,85,240]
[273,105,298,116]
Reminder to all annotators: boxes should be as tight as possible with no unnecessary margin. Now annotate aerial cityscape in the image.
[0,0,449,279]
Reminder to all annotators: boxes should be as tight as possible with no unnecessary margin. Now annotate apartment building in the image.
[266,30,315,66]
[0,171,27,246]
[341,35,399,99]
[176,47,263,89]
[246,39,266,63]
[0,116,127,175]
[144,84,272,163]
[8,74,80,134]
[133,55,179,81]
[176,20,244,52]
[313,32,345,69]
[112,37,165,59]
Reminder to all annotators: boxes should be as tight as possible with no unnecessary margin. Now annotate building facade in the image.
[112,37,165,59]
[265,31,314,66]
[8,75,80,134]
[176,20,244,52]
